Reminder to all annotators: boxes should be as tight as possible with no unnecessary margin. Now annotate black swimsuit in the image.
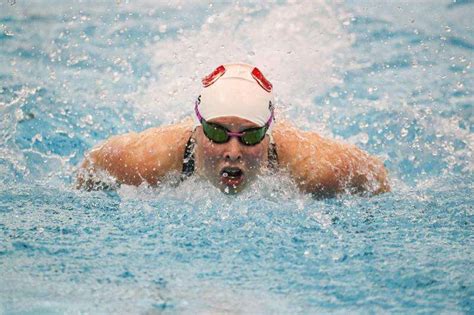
[181,137,278,179]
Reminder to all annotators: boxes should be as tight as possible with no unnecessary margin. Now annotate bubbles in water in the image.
[31,133,42,143]
[400,128,408,138]
[159,24,167,33]
[80,115,94,126]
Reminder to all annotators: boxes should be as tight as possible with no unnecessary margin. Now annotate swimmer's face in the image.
[194,116,270,194]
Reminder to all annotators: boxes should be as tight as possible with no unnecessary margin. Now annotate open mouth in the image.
[220,167,244,187]
[221,167,243,178]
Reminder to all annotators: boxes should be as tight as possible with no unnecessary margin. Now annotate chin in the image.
[222,186,242,194]
[217,179,247,194]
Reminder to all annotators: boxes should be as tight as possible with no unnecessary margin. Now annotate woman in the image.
[77,63,390,196]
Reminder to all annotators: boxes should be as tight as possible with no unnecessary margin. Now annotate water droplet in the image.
[81,115,93,125]
[400,128,408,138]
[32,133,43,143]
[15,109,24,121]
[359,133,369,144]
[2,24,14,37]
[385,133,394,141]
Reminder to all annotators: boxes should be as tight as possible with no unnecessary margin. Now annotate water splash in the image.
[133,1,353,125]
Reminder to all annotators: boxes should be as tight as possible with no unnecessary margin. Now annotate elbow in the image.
[75,160,118,191]
[76,156,100,191]
[357,160,391,196]
[75,152,117,191]
[335,156,391,196]
[373,166,391,195]
[75,158,93,190]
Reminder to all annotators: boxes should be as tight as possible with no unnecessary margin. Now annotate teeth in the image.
[222,168,242,178]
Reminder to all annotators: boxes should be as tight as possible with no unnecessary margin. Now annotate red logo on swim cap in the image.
[251,67,272,92]
[202,65,226,87]
[201,64,273,93]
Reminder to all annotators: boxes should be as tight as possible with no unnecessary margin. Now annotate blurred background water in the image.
[0,0,472,313]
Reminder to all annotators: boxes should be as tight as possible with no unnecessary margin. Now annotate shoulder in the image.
[271,120,355,194]
[133,118,194,181]
[97,118,193,159]
[272,120,324,166]
[272,120,360,166]
[271,120,389,196]
[137,118,194,152]
[89,118,194,186]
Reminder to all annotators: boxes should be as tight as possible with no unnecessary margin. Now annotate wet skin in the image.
[193,116,270,194]
[77,117,390,196]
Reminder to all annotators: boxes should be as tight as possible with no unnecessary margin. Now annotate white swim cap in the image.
[195,63,275,132]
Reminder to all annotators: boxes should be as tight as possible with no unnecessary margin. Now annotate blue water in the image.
[1,1,473,314]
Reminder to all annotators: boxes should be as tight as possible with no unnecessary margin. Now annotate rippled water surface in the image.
[0,1,473,314]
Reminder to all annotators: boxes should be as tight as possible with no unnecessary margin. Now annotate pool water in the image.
[1,0,472,313]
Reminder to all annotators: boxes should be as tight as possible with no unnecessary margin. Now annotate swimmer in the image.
[77,63,390,197]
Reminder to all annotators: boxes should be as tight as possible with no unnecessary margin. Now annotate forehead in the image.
[207,116,260,129]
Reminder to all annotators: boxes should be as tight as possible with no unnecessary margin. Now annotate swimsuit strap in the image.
[181,136,279,179]
[268,142,279,170]
[181,137,196,179]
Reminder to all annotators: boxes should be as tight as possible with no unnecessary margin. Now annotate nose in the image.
[224,137,242,162]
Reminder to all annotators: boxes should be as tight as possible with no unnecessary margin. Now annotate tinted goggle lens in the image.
[240,128,266,145]
[201,120,266,145]
[202,121,228,143]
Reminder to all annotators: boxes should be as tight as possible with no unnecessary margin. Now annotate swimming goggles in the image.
[195,99,274,146]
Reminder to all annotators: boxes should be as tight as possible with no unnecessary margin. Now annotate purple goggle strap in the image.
[194,99,274,136]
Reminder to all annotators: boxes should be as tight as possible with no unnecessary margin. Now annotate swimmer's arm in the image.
[273,122,390,197]
[76,119,193,190]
